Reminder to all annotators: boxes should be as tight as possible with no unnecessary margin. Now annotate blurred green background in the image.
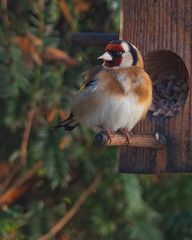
[0,0,192,239]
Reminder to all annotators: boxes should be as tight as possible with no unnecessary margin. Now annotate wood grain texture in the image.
[119,0,192,173]
[95,132,166,148]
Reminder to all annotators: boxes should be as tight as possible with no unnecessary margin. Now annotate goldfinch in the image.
[52,40,152,142]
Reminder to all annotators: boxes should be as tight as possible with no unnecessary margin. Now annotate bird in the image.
[52,40,152,143]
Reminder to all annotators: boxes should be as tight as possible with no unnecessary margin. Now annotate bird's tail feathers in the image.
[51,113,79,131]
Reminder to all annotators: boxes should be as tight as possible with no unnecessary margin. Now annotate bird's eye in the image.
[116,51,123,56]
[110,51,123,58]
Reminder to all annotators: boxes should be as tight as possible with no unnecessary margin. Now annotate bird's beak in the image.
[98,52,113,61]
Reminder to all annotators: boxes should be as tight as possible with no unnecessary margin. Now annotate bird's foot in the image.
[101,127,115,143]
[118,128,133,145]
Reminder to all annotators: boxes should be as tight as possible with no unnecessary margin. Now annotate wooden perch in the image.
[71,32,119,46]
[95,132,166,149]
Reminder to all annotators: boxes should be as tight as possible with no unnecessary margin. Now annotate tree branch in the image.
[1,0,10,26]
[2,109,36,191]
[20,109,35,165]
[0,161,43,207]
[39,172,102,240]
[1,163,22,191]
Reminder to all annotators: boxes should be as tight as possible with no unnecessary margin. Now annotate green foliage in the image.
[142,175,192,240]
[0,207,31,239]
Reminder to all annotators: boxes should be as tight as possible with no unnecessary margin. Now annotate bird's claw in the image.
[101,127,115,143]
[118,128,133,145]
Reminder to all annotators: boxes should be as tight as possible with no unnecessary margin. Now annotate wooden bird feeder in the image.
[118,0,191,173]
[72,0,192,173]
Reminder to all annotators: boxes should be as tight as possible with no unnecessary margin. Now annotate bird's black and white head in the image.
[98,40,143,69]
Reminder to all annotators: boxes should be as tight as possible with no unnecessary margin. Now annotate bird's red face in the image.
[98,40,138,68]
[103,42,125,67]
